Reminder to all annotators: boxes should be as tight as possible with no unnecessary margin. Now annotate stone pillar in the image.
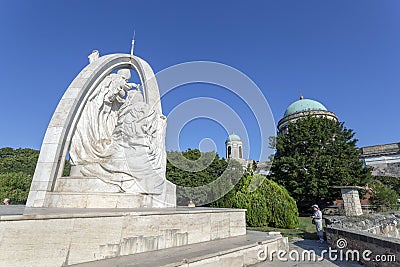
[340,187,363,216]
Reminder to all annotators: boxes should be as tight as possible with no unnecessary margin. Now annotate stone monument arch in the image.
[0,49,268,267]
[26,52,176,208]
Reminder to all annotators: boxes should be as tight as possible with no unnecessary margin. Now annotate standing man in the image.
[311,204,324,243]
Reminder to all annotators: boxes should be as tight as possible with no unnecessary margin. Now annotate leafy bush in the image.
[213,174,299,229]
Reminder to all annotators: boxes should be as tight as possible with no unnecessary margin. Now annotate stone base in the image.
[70,231,289,267]
[0,207,246,267]
[54,176,124,193]
[45,192,162,208]
[42,176,176,208]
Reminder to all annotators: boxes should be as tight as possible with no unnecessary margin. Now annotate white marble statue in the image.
[69,68,167,194]
[88,50,99,63]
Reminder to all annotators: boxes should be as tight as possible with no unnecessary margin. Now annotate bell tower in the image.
[225,132,243,160]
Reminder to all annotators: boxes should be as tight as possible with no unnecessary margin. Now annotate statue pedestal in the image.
[42,176,176,208]
[0,207,246,266]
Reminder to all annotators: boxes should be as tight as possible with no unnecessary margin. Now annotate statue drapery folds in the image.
[69,69,166,194]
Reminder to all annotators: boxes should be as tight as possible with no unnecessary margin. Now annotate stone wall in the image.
[326,226,400,267]
[326,213,400,236]
[369,162,400,177]
[325,213,400,266]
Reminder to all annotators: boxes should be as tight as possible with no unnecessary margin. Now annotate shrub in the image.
[213,174,299,229]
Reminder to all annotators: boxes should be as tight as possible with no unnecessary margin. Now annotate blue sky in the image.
[0,1,399,161]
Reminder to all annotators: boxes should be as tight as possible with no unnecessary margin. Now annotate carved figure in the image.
[69,68,166,194]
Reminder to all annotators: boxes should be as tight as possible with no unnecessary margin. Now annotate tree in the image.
[270,116,371,203]
[374,175,400,196]
[166,149,243,206]
[0,147,39,175]
[367,180,399,206]
[0,147,40,204]
[0,172,32,204]
[0,147,74,203]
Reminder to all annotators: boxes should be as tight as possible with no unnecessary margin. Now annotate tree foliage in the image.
[367,180,399,206]
[374,175,400,196]
[0,147,39,175]
[271,116,371,203]
[213,173,299,228]
[166,149,243,206]
[0,172,32,204]
[0,147,40,204]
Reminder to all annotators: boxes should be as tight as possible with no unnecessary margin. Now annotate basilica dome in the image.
[284,97,327,117]
[278,96,338,134]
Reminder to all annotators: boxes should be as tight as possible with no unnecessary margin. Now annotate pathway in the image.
[251,237,363,266]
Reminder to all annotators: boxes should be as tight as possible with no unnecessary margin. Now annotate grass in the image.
[247,217,324,241]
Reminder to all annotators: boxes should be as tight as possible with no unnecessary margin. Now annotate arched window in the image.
[239,146,242,159]
[227,146,232,158]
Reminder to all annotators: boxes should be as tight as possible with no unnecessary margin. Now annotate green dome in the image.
[284,98,327,117]
[226,133,241,142]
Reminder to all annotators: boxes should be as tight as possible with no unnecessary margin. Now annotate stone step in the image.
[69,231,288,267]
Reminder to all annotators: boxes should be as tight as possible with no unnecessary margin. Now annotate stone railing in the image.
[325,213,400,266]
[325,226,400,266]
